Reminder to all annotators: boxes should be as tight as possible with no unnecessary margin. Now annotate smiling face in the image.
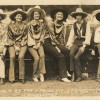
[55,12,64,21]
[76,14,83,23]
[15,13,23,22]
[32,11,40,20]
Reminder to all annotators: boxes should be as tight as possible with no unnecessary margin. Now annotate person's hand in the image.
[66,45,71,50]
[36,42,41,48]
[0,54,5,61]
[55,46,61,53]
[33,42,41,49]
[79,46,85,53]
[91,50,95,56]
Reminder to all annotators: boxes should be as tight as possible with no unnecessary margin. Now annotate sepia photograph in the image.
[0,0,100,99]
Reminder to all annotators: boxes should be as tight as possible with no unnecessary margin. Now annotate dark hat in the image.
[71,8,87,19]
[27,5,46,19]
[0,9,6,20]
[95,12,100,21]
[9,8,28,21]
[50,8,68,21]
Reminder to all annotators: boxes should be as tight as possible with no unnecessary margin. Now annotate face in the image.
[15,13,23,22]
[76,14,83,22]
[55,12,64,21]
[33,11,40,20]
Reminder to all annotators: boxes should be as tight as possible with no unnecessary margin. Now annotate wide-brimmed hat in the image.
[95,10,100,21]
[50,8,68,21]
[27,5,46,19]
[9,8,28,21]
[0,9,6,20]
[71,8,87,19]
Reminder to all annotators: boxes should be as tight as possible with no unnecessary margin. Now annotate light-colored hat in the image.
[27,5,46,19]
[71,8,87,19]
[0,9,6,20]
[9,8,28,21]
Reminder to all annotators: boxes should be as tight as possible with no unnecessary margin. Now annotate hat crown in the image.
[16,8,23,11]
[34,5,41,9]
[0,9,4,14]
[75,8,83,12]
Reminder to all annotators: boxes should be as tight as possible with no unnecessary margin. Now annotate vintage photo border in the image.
[0,0,100,99]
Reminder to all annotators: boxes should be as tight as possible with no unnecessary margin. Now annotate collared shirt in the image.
[27,20,45,46]
[66,21,91,47]
[94,26,100,43]
[8,22,27,47]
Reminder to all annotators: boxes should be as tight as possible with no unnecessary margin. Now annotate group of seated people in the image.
[0,5,100,85]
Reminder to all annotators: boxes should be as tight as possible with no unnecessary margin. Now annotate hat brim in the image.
[0,13,6,20]
[71,12,87,19]
[10,11,28,21]
[96,12,100,21]
[28,8,46,19]
[50,9,68,21]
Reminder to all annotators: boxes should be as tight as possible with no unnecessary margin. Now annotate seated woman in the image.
[44,8,71,82]
[47,8,71,76]
[0,9,8,85]
[94,10,100,82]
[27,6,46,82]
[8,8,28,84]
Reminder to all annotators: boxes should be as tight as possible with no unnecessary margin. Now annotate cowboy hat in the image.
[95,10,100,21]
[27,5,46,19]
[0,9,6,20]
[50,8,68,21]
[9,8,28,21]
[71,8,87,19]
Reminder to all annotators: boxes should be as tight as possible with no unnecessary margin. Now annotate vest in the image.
[73,21,87,45]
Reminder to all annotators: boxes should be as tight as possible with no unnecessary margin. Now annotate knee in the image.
[18,55,24,59]
[70,52,74,58]
[74,56,80,61]
[9,55,15,59]
[57,54,65,59]
[34,56,39,62]
[40,54,45,58]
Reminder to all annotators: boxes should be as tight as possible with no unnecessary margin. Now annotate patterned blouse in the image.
[45,20,67,46]
[53,22,66,45]
[27,20,45,47]
[0,22,8,55]
[8,22,28,47]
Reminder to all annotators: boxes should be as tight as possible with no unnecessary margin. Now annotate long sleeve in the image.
[20,26,28,46]
[27,26,35,46]
[46,20,60,45]
[1,26,8,46]
[66,25,75,47]
[7,25,15,46]
[94,27,100,43]
[39,29,45,43]
[0,23,8,55]
[83,22,91,46]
